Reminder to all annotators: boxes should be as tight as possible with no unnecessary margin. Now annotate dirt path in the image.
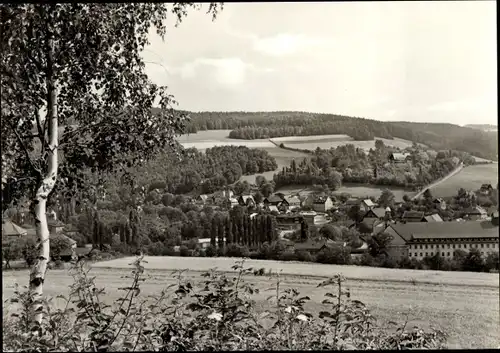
[412,162,464,200]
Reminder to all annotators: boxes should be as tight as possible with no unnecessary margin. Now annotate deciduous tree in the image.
[1,2,222,325]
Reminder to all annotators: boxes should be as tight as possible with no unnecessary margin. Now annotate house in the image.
[197,194,209,204]
[462,206,487,221]
[479,184,493,195]
[228,198,239,208]
[238,195,256,208]
[387,221,499,261]
[432,198,447,210]
[389,152,411,163]
[360,199,375,212]
[424,214,443,222]
[363,207,388,221]
[350,241,370,255]
[2,219,28,237]
[401,211,426,223]
[283,196,301,210]
[263,195,283,206]
[313,196,334,213]
[264,205,280,214]
[276,214,304,230]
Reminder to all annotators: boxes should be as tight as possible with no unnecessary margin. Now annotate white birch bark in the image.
[30,36,58,325]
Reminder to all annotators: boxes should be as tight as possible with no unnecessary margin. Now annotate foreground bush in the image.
[3,256,447,351]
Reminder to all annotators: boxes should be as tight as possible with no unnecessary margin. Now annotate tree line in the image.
[273,142,462,190]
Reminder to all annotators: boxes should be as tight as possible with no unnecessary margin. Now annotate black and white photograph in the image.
[1,1,498,350]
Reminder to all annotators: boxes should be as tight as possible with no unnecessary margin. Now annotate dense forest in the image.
[162,111,497,161]
[120,145,277,195]
[273,141,464,190]
[67,110,498,160]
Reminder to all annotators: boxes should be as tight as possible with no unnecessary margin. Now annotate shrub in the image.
[279,251,297,262]
[295,250,314,262]
[179,245,190,257]
[21,236,38,267]
[50,234,74,260]
[2,257,448,351]
[205,245,217,257]
[225,244,249,258]
[484,252,499,272]
[316,245,352,265]
[2,237,23,269]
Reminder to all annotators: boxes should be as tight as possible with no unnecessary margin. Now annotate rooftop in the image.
[390,221,498,241]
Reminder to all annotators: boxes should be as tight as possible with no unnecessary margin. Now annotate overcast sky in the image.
[143,1,497,126]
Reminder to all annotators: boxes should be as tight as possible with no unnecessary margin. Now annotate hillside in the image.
[180,111,498,161]
[464,124,497,131]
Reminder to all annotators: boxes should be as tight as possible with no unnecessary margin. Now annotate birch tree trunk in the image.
[30,36,58,325]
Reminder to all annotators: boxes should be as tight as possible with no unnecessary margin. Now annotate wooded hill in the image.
[168,111,497,161]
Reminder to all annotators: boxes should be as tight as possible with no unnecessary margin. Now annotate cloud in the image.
[174,57,274,88]
[253,33,328,56]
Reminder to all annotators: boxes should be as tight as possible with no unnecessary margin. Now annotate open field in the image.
[177,130,310,184]
[3,257,499,349]
[273,135,422,151]
[177,129,275,150]
[276,183,412,201]
[430,163,498,197]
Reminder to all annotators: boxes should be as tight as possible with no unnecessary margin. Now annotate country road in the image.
[412,162,464,200]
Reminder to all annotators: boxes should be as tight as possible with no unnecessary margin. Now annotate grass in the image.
[3,256,499,349]
[274,135,420,151]
[430,163,498,198]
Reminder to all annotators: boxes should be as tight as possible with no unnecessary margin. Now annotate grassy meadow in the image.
[3,256,499,349]
[429,163,498,197]
[272,135,421,152]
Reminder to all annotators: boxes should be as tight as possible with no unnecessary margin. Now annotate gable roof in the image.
[198,194,209,201]
[390,152,410,161]
[265,195,283,204]
[2,219,27,236]
[267,205,279,213]
[284,196,301,204]
[402,211,425,220]
[424,214,443,222]
[390,221,498,241]
[362,199,375,207]
[240,195,255,203]
[364,208,386,219]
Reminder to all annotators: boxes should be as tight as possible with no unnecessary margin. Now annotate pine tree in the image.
[225,217,233,244]
[217,216,225,249]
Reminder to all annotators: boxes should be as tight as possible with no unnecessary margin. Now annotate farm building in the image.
[386,221,499,261]
[389,152,411,163]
